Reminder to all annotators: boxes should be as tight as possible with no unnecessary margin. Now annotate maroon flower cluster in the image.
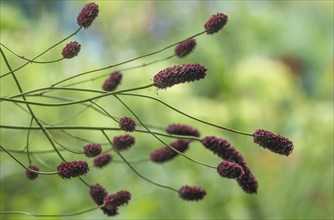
[201,136,258,194]
[166,124,200,137]
[83,143,102,157]
[93,153,112,168]
[113,134,135,151]
[150,139,189,163]
[61,41,81,59]
[57,161,89,179]
[178,185,206,201]
[25,165,39,180]
[119,117,136,132]
[175,38,197,58]
[104,190,131,209]
[102,71,123,92]
[89,183,108,205]
[77,2,99,28]
[217,161,244,179]
[153,64,207,89]
[204,13,228,34]
[253,129,294,156]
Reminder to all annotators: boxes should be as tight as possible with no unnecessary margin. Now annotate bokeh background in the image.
[0,1,333,219]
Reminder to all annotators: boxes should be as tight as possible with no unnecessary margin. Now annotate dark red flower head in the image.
[178,185,206,201]
[204,13,228,34]
[83,143,102,157]
[175,38,197,58]
[89,183,108,205]
[57,161,89,179]
[153,64,207,89]
[237,171,258,194]
[61,41,81,59]
[119,117,136,132]
[93,153,112,168]
[77,2,99,28]
[102,71,123,92]
[166,124,200,137]
[101,206,119,217]
[253,129,294,156]
[113,135,135,151]
[217,161,244,179]
[150,139,189,163]
[104,190,131,209]
[25,165,39,180]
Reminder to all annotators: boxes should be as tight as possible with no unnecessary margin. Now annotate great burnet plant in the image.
[0,2,294,218]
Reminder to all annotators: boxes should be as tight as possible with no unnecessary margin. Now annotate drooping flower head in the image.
[178,185,206,201]
[119,117,136,132]
[77,2,99,28]
[61,41,81,59]
[253,129,294,156]
[102,71,123,92]
[166,124,200,137]
[237,170,258,194]
[93,153,113,168]
[217,161,244,179]
[175,38,196,58]
[104,190,131,209]
[25,165,39,180]
[101,206,119,217]
[153,64,207,89]
[57,161,89,179]
[89,183,108,205]
[83,143,102,157]
[204,13,228,34]
[150,139,189,163]
[113,134,135,151]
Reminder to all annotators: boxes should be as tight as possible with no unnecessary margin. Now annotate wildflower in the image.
[175,38,196,58]
[253,129,294,156]
[237,170,258,194]
[61,41,81,59]
[150,139,189,163]
[178,185,206,201]
[25,165,39,180]
[217,161,244,179]
[204,13,228,34]
[83,143,102,157]
[153,63,207,89]
[57,161,88,179]
[119,117,136,132]
[113,134,135,151]
[104,190,131,209]
[93,153,112,168]
[101,206,119,217]
[89,183,108,205]
[102,71,123,92]
[166,124,200,137]
[77,2,99,28]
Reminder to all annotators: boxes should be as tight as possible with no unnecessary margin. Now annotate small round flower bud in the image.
[57,161,89,179]
[178,185,206,201]
[83,143,102,157]
[61,41,81,59]
[101,206,119,217]
[174,38,196,58]
[253,129,294,156]
[93,153,112,168]
[166,124,200,137]
[150,139,189,163]
[113,135,135,151]
[77,2,99,28]
[204,13,228,34]
[102,71,123,92]
[104,190,131,209]
[153,64,207,89]
[119,117,136,132]
[89,183,108,205]
[25,165,39,180]
[217,161,244,179]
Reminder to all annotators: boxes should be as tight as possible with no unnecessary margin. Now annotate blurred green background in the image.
[0,0,333,219]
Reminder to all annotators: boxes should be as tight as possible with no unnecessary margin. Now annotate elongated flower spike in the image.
[253,129,294,156]
[61,41,81,59]
[150,139,189,163]
[153,64,207,89]
[83,143,102,157]
[89,183,108,205]
[204,13,228,34]
[178,185,206,201]
[217,161,244,179]
[93,153,113,168]
[113,134,135,151]
[25,165,39,180]
[104,190,131,209]
[57,161,89,179]
[166,124,200,137]
[175,38,197,58]
[102,71,123,92]
[77,2,99,28]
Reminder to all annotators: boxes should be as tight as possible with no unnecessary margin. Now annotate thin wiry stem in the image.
[25,117,34,166]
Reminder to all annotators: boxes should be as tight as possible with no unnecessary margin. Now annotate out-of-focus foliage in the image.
[0,1,333,219]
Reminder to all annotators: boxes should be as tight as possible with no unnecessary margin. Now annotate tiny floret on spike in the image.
[179,185,206,201]
[204,13,228,34]
[61,41,81,59]
[77,2,99,28]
